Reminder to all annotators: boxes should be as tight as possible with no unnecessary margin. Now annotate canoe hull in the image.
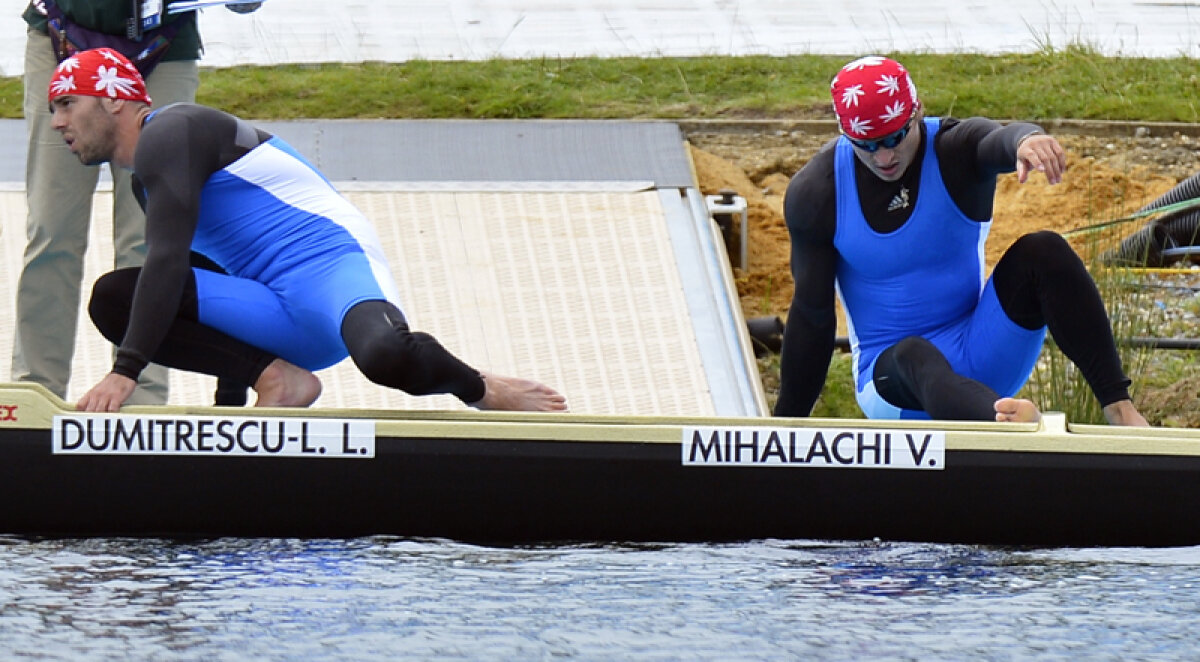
[3,409,1198,546]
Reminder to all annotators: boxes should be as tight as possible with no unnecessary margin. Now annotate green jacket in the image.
[23,0,202,62]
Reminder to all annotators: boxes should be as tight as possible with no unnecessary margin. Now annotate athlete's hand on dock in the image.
[76,373,138,412]
[472,372,568,412]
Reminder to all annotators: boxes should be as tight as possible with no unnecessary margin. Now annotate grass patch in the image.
[187,56,843,120]
[2,48,1198,121]
[1137,352,1200,427]
[757,351,861,419]
[808,353,861,419]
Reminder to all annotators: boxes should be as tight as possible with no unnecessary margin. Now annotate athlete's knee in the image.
[87,268,140,343]
[995,231,1087,310]
[1007,231,1076,266]
[874,337,946,412]
[90,267,139,307]
[351,332,403,385]
[878,336,956,389]
[875,336,946,387]
[343,301,470,396]
[343,301,412,387]
[889,336,944,367]
[350,330,444,394]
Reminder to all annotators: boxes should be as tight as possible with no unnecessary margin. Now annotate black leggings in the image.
[873,231,1132,419]
[89,268,487,405]
[340,300,485,403]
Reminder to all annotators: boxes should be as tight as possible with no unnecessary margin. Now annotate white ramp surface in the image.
[0,187,749,416]
[339,188,716,414]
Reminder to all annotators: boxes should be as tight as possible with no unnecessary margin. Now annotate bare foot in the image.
[994,397,1041,423]
[1102,399,1150,427]
[253,358,322,407]
[471,372,568,412]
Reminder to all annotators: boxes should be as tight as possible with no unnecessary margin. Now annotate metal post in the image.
[704,189,749,270]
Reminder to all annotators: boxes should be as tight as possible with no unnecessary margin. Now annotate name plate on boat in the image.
[52,414,376,458]
[682,426,944,470]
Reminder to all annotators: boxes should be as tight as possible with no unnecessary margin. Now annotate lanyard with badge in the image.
[128,0,163,39]
[41,0,182,74]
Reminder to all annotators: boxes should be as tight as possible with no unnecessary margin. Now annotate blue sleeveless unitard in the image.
[833,118,1046,419]
[187,137,403,371]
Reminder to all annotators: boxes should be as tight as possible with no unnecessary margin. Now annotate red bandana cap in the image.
[47,47,152,106]
[830,56,919,140]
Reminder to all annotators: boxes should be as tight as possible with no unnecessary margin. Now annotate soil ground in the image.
[685,124,1200,425]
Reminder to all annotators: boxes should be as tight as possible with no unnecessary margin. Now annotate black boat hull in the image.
[2,384,1196,546]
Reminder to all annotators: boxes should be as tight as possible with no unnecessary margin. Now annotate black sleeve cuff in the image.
[112,349,149,381]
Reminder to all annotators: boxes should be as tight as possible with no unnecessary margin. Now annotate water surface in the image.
[1,537,1197,660]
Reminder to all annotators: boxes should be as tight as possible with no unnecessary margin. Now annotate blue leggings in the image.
[857,231,1131,420]
[191,252,379,372]
[856,279,1044,420]
[88,263,487,404]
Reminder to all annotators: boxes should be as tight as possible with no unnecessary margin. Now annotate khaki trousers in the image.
[13,28,200,403]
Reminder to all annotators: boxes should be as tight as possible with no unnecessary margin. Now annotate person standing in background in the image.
[15,0,260,405]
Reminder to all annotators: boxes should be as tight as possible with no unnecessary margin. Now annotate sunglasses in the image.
[845,119,914,153]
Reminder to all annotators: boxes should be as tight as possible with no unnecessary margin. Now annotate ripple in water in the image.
[0,536,1198,660]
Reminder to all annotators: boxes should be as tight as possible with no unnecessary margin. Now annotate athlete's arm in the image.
[109,106,242,380]
[936,117,1045,221]
[775,145,839,417]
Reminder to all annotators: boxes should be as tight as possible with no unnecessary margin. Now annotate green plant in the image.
[5,49,1198,121]
[758,350,862,419]
[810,352,862,419]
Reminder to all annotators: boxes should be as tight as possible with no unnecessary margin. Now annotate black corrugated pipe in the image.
[1102,172,1200,267]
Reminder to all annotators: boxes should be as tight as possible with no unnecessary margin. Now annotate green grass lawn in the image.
[1,47,1197,122]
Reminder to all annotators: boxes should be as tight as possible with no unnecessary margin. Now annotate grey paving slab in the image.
[260,119,693,186]
[0,121,22,185]
[0,118,692,187]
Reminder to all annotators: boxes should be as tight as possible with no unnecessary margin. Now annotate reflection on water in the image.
[1,536,1198,660]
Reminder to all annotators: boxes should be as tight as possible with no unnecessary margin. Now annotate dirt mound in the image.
[688,132,1182,325]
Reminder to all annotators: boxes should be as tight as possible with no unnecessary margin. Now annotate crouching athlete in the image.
[774,56,1147,426]
[50,48,567,413]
